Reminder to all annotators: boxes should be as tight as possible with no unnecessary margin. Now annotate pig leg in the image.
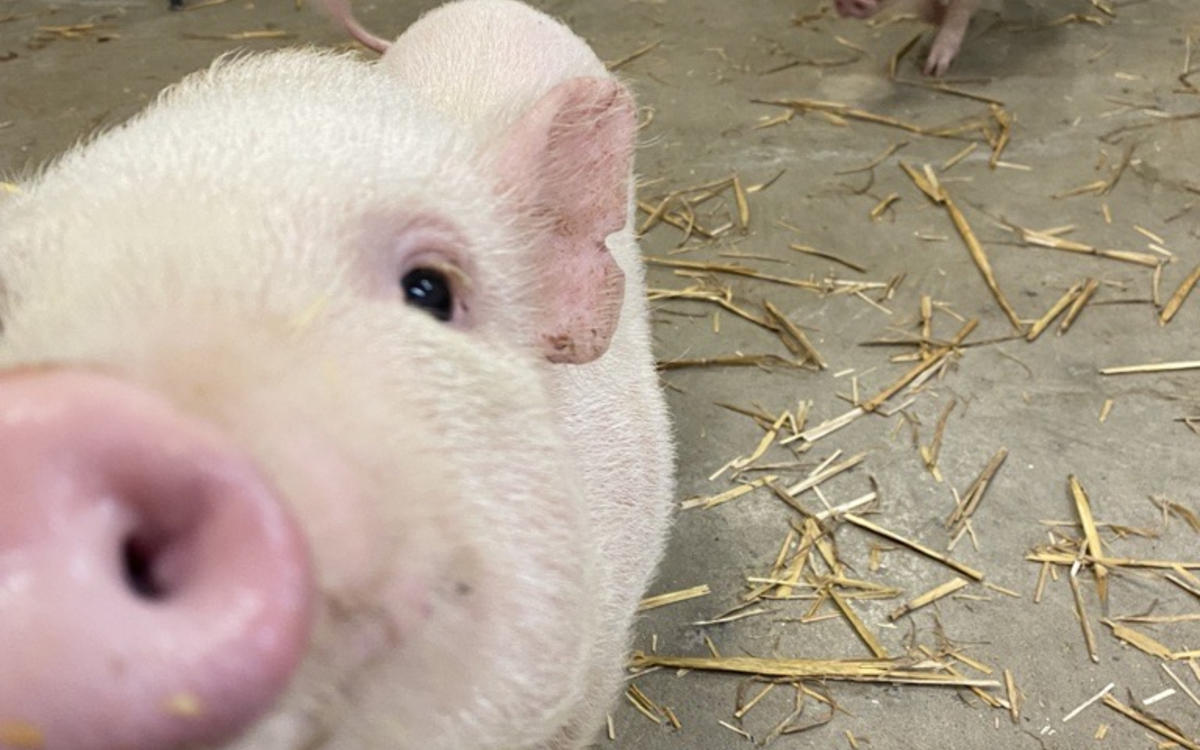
[919,0,979,76]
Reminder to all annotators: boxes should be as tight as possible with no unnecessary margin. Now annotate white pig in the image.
[836,0,981,76]
[0,1,674,749]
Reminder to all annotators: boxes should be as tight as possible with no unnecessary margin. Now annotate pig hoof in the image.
[923,44,960,77]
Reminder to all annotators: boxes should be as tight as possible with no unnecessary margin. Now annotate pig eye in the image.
[401,267,454,322]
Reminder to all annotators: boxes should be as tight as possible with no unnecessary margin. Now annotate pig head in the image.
[0,1,674,749]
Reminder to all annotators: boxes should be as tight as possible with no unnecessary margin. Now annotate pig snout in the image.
[0,370,314,750]
[835,0,881,19]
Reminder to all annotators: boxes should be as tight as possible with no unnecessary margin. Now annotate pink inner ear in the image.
[494,77,636,365]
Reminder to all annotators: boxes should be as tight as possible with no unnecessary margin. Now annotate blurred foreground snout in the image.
[0,370,313,750]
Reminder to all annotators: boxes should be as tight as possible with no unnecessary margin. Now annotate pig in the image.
[835,0,981,76]
[0,1,675,749]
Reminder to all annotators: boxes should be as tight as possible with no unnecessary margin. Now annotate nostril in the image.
[121,535,169,601]
[116,494,203,604]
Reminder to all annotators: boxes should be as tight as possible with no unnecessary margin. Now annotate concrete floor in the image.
[2,1,1198,748]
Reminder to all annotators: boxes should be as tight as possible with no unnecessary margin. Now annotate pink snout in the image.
[0,370,313,750]
[835,0,881,18]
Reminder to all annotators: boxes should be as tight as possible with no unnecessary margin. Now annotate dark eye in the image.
[401,267,454,322]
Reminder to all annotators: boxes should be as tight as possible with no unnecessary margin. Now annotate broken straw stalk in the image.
[900,162,1023,332]
[1103,694,1200,750]
[629,652,1000,688]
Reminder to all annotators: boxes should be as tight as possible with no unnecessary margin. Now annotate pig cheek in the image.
[267,431,379,597]
[382,571,436,642]
[270,426,469,662]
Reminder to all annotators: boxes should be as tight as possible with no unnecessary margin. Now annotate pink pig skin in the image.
[0,1,674,749]
[835,0,981,76]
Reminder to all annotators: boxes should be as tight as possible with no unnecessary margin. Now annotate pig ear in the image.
[494,77,635,365]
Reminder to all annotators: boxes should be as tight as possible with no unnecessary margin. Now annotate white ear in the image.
[376,0,612,141]
[492,77,636,364]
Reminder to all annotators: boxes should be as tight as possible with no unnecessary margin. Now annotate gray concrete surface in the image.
[2,1,1198,748]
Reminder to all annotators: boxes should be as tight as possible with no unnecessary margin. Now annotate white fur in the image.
[0,2,674,748]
